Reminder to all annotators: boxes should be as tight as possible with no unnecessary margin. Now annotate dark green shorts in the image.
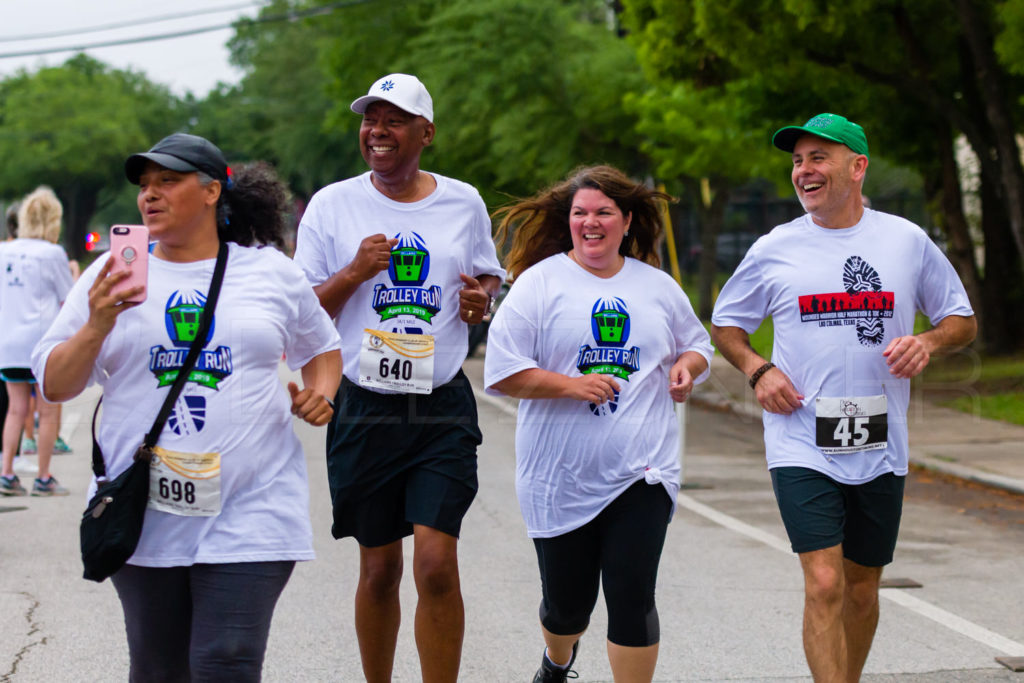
[770,466,905,566]
[326,370,481,547]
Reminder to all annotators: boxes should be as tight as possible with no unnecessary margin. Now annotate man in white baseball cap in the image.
[294,74,505,682]
[350,72,434,122]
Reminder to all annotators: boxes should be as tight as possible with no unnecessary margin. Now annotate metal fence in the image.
[667,184,934,275]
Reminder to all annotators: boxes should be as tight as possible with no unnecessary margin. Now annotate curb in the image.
[909,456,1024,497]
[690,391,1024,499]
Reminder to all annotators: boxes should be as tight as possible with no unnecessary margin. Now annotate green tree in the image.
[409,0,647,203]
[624,81,781,318]
[620,0,1024,352]
[218,0,441,199]
[220,0,648,207]
[0,54,183,258]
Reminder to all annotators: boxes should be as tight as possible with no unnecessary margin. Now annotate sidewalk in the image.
[691,355,1024,496]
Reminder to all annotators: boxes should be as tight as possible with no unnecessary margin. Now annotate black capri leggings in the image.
[532,479,672,647]
[111,561,295,682]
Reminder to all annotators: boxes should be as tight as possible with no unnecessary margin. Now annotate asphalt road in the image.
[2,359,1023,682]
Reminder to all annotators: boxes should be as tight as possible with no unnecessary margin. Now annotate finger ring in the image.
[468,309,474,319]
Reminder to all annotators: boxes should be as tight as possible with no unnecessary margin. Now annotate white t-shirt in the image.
[484,255,714,538]
[32,243,341,567]
[711,209,974,484]
[0,238,73,369]
[293,171,506,388]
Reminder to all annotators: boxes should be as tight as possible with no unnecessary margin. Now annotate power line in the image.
[0,0,373,61]
[0,1,268,43]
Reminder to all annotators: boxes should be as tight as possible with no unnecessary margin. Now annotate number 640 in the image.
[379,358,412,381]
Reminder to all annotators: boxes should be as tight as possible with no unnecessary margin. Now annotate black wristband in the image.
[748,362,775,389]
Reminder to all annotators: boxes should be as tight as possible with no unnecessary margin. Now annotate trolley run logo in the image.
[148,289,234,390]
[372,231,443,324]
[575,297,641,380]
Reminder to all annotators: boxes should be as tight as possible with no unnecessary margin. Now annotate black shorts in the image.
[0,368,35,383]
[770,466,905,567]
[326,370,481,547]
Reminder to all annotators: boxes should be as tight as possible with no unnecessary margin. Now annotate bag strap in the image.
[144,242,228,447]
[90,242,229,480]
[90,400,104,478]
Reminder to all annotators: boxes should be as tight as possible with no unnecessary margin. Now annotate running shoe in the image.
[20,437,37,455]
[13,456,36,475]
[532,641,579,682]
[0,475,28,496]
[30,476,69,497]
[54,437,73,454]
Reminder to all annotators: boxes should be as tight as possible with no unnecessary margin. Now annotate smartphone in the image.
[109,225,149,303]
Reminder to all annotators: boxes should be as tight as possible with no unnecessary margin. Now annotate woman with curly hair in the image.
[32,133,341,681]
[0,187,74,496]
[485,165,713,682]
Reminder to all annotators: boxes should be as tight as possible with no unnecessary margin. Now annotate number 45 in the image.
[834,417,870,446]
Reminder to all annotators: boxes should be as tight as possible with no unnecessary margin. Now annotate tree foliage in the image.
[620,0,1024,351]
[0,54,183,257]
[208,0,426,199]
[221,0,647,205]
[409,0,646,202]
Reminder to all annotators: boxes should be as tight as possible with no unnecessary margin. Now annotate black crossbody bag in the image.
[80,242,227,582]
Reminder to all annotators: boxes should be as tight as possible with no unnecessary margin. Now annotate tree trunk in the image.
[691,177,729,321]
[956,0,1024,263]
[934,129,985,340]
[56,183,99,261]
[979,166,1024,354]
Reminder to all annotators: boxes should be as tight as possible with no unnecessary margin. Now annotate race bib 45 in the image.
[815,394,888,455]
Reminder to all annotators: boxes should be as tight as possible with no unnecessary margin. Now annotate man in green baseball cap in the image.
[765,113,872,230]
[772,112,870,158]
[710,113,977,682]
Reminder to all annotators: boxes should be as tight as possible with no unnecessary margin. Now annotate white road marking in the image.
[881,589,1024,656]
[677,492,793,554]
[678,491,1024,657]
[474,383,1024,657]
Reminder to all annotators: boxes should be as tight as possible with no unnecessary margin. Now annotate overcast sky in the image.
[0,0,265,96]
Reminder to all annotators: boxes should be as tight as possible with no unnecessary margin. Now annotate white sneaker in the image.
[13,456,37,475]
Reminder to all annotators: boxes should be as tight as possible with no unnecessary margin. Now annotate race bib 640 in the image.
[358,329,435,394]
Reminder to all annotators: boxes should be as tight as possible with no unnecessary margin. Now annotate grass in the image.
[916,346,1024,386]
[686,273,776,359]
[919,346,1024,425]
[748,318,774,359]
[698,318,774,357]
[942,393,1024,426]
[692,291,1022,425]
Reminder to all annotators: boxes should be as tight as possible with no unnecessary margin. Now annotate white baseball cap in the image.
[350,73,434,123]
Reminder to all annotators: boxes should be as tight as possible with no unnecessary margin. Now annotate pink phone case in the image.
[109,225,149,303]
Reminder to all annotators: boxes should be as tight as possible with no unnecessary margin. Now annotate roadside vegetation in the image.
[921,352,1024,426]
[696,296,1023,426]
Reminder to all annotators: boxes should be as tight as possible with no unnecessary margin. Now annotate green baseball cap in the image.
[772,113,869,158]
